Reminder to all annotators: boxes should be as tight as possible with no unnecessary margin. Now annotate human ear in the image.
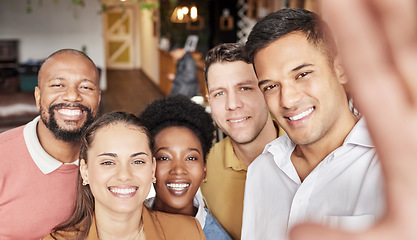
[333,55,353,103]
[333,55,348,85]
[34,86,41,110]
[152,157,156,177]
[80,159,89,184]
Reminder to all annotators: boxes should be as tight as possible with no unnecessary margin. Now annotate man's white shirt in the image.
[241,118,384,240]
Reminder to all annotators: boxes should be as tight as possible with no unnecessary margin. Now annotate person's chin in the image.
[229,132,257,144]
[57,120,85,131]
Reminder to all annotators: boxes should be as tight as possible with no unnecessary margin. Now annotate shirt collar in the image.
[263,118,373,166]
[343,117,374,148]
[23,116,79,175]
[223,137,248,171]
[194,188,207,229]
[263,134,295,169]
[144,188,208,229]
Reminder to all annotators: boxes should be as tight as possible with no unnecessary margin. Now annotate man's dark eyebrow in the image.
[208,86,224,94]
[209,80,256,93]
[47,77,65,82]
[236,80,258,86]
[47,77,97,85]
[257,64,314,87]
[81,78,98,85]
[292,64,313,72]
[258,79,271,87]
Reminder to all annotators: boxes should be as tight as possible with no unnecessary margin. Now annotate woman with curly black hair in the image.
[140,95,231,240]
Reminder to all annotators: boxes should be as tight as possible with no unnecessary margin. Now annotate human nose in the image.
[117,164,133,181]
[169,160,187,175]
[62,85,82,102]
[280,83,302,109]
[226,91,243,111]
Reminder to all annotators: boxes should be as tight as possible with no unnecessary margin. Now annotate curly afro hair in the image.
[139,94,215,162]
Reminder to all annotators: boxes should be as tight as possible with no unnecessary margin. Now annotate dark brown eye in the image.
[297,72,310,79]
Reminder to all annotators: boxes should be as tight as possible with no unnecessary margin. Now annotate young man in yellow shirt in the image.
[201,43,284,240]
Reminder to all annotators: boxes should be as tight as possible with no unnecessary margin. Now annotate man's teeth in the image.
[167,183,190,190]
[229,117,249,123]
[109,187,137,194]
[289,108,314,121]
[58,109,82,116]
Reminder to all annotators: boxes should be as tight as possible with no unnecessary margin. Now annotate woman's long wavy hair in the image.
[49,111,154,239]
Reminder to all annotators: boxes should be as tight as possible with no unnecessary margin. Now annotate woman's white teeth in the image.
[58,109,82,116]
[109,187,137,194]
[289,108,314,121]
[167,183,190,190]
[229,117,249,123]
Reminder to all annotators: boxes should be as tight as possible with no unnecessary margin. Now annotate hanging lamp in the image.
[170,1,198,23]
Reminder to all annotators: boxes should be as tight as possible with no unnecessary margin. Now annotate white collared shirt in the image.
[241,118,385,240]
[23,116,79,174]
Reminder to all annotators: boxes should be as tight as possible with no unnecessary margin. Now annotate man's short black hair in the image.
[204,43,250,87]
[139,94,215,162]
[245,8,337,69]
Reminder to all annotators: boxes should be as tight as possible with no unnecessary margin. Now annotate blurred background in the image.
[0,0,320,132]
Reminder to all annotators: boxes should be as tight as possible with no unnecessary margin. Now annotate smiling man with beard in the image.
[40,102,94,142]
[0,49,101,240]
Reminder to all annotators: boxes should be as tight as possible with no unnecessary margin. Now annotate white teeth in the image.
[109,187,137,194]
[229,117,249,123]
[289,108,314,121]
[166,183,190,190]
[58,109,82,116]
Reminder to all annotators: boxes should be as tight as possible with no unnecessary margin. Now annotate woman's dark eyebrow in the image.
[98,153,117,157]
[188,148,201,154]
[131,152,148,157]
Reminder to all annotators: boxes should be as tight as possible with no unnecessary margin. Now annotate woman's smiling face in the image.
[80,122,155,215]
[153,126,206,216]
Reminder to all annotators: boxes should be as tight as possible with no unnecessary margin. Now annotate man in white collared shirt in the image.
[0,49,101,240]
[241,8,384,240]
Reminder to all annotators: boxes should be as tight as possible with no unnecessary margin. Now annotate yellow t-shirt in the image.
[201,137,247,240]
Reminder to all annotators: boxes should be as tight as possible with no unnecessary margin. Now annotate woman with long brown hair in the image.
[42,111,205,240]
